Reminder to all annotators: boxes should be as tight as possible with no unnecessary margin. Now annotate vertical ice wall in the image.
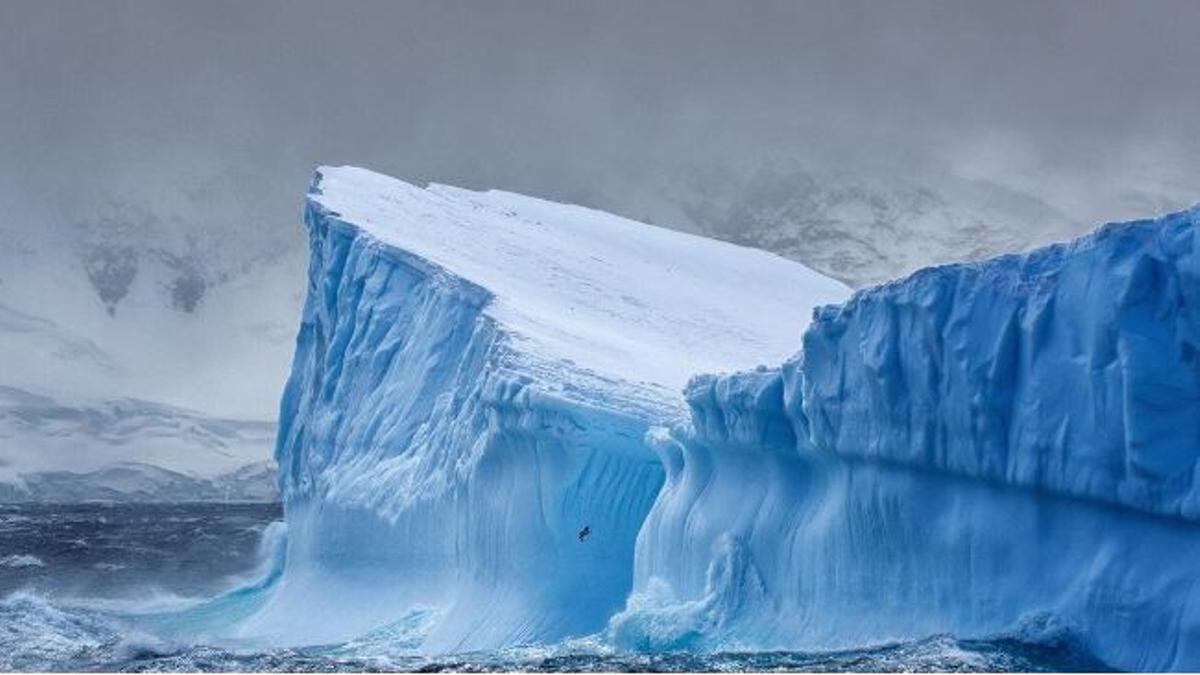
[253,201,666,649]
[619,207,1200,671]
[799,206,1200,518]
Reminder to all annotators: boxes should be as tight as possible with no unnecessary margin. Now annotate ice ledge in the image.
[305,165,850,411]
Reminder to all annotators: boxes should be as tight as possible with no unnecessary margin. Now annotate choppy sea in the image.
[0,503,1111,672]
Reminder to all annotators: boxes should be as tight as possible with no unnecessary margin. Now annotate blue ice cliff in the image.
[242,166,848,649]
[249,166,1199,671]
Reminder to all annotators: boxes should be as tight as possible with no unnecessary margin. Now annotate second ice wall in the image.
[618,207,1200,671]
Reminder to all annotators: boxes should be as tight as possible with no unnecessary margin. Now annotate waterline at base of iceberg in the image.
[0,502,1112,672]
[0,590,1113,672]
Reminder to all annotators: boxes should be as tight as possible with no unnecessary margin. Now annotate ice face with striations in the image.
[247,166,848,649]
[618,206,1200,670]
[254,165,1198,671]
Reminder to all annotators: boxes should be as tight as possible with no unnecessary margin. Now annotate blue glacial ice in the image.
[619,206,1200,670]
[243,166,848,650]
[248,165,1199,671]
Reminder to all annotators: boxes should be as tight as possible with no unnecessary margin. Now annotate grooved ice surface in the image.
[799,206,1200,519]
[252,166,847,650]
[258,165,1200,671]
[620,206,1200,671]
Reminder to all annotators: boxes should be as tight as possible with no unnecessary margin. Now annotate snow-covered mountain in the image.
[0,460,278,503]
[675,164,1078,287]
[0,386,277,502]
[0,194,303,501]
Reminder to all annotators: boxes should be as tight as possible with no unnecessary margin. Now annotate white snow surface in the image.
[310,166,850,411]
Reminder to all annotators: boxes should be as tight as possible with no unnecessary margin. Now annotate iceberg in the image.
[254,165,1198,671]
[247,166,849,649]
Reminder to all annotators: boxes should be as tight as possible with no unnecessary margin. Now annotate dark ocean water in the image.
[0,502,279,600]
[0,503,1111,672]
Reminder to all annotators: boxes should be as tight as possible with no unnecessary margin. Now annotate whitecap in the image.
[0,554,45,568]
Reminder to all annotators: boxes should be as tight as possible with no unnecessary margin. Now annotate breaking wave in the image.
[0,554,45,569]
[0,592,1110,672]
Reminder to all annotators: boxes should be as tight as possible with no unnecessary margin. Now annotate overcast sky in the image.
[2,0,1198,241]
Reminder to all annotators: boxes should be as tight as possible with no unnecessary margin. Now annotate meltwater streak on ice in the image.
[621,206,1200,671]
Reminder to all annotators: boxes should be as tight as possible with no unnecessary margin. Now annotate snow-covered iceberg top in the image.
[308,166,849,417]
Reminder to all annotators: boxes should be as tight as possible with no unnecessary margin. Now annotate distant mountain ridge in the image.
[677,165,1078,287]
[0,385,278,502]
[0,197,300,502]
[0,461,278,503]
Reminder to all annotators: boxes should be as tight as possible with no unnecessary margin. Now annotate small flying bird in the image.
[578,525,591,542]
